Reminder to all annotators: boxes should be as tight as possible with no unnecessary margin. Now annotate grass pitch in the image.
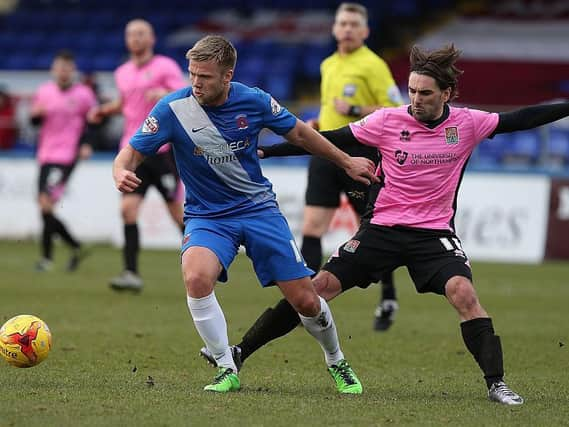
[1,240,568,426]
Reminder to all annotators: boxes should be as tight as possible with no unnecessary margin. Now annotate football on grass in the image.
[0,314,52,368]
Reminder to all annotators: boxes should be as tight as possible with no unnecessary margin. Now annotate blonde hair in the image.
[186,35,237,70]
[336,2,368,22]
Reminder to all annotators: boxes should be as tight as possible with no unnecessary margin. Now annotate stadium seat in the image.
[544,126,569,167]
[502,130,542,165]
[474,133,508,166]
[264,74,293,101]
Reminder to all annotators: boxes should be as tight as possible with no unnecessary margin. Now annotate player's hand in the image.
[87,106,104,124]
[114,169,142,193]
[145,88,168,103]
[344,157,379,185]
[78,144,93,160]
[333,98,351,116]
[306,118,320,130]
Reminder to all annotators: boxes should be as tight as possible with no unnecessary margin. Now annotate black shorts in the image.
[305,145,378,216]
[322,223,473,295]
[132,151,181,202]
[38,163,75,199]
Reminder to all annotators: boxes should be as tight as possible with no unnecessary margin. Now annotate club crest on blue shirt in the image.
[235,114,249,130]
[142,116,159,134]
[270,97,282,115]
[343,83,357,97]
[444,126,459,144]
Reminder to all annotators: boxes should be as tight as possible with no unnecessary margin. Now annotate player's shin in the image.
[238,298,301,361]
[460,317,504,388]
[187,292,236,372]
[298,296,344,366]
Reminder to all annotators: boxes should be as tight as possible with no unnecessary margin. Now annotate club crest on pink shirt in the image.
[444,126,459,144]
[142,116,159,134]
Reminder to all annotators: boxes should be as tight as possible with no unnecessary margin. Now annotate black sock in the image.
[50,214,80,249]
[381,271,396,301]
[124,223,139,274]
[461,318,504,388]
[301,235,322,275]
[237,298,300,362]
[41,213,56,260]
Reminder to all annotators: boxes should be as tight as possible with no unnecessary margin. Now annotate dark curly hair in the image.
[409,44,463,101]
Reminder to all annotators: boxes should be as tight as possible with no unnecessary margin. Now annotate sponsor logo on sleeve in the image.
[142,116,159,134]
[343,239,360,253]
[444,126,459,144]
[270,97,282,115]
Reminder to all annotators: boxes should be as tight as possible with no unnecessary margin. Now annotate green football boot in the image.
[327,359,363,394]
[203,367,240,393]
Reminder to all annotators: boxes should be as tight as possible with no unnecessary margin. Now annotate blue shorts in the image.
[181,212,314,286]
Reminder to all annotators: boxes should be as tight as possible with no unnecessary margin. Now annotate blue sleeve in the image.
[258,89,297,135]
[129,100,173,155]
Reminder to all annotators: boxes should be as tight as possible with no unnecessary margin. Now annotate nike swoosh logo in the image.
[192,126,207,132]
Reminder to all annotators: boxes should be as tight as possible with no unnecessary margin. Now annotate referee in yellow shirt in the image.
[305,2,403,331]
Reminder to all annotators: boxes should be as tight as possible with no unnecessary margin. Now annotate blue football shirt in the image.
[130,82,297,218]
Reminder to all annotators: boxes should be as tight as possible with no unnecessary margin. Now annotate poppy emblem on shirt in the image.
[142,116,159,134]
[343,239,360,254]
[235,114,249,130]
[444,126,459,145]
[400,129,410,141]
[182,234,190,245]
[395,149,408,165]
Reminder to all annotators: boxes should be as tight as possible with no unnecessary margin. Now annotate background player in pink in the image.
[89,19,186,292]
[31,50,97,272]
[201,44,569,405]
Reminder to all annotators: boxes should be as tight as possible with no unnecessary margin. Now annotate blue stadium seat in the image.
[545,126,569,166]
[263,74,293,101]
[502,130,542,164]
[298,105,320,121]
[474,134,508,166]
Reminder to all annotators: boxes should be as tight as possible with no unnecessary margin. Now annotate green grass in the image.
[1,240,568,426]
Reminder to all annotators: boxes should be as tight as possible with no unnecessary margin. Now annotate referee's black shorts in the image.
[322,223,473,296]
[304,145,378,216]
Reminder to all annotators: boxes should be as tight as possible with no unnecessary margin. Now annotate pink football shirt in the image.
[115,55,186,150]
[33,82,97,165]
[350,105,499,231]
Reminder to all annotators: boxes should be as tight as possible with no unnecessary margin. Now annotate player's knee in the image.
[446,276,479,311]
[289,289,320,317]
[313,271,341,301]
[182,270,214,298]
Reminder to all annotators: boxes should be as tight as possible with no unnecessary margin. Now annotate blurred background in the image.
[0,0,568,261]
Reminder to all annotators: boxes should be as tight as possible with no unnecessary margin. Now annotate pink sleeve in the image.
[32,85,46,109]
[348,109,385,147]
[83,86,98,113]
[163,59,186,91]
[468,108,499,141]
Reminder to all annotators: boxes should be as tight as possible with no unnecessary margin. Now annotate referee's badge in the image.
[343,83,357,97]
[444,126,459,144]
[343,239,360,253]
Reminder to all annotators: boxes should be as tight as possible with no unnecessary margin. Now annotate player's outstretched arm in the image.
[113,144,145,193]
[283,120,377,185]
[494,102,569,135]
[259,126,360,158]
